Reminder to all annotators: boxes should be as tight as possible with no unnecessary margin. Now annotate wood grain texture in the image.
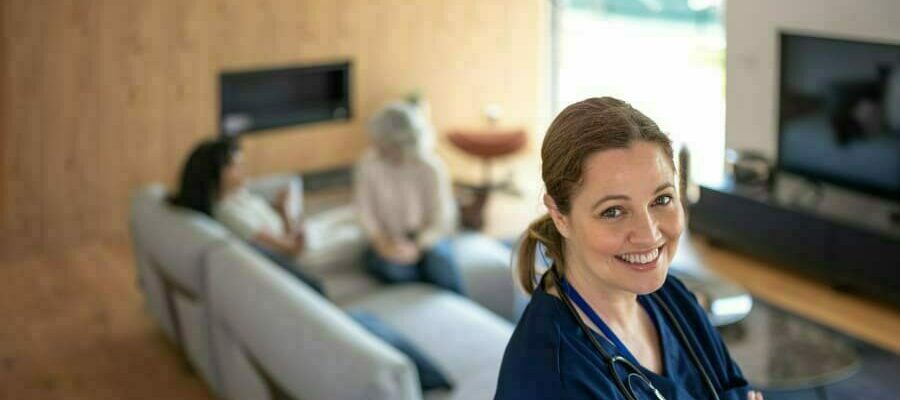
[0,0,7,253]
[0,0,547,259]
[0,239,215,399]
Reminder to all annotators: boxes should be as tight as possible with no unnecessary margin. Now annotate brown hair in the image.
[516,97,674,294]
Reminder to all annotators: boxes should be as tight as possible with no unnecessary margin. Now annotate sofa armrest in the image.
[207,243,421,400]
[452,233,524,322]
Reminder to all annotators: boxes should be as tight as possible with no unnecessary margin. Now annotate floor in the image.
[1,239,213,400]
[693,237,900,354]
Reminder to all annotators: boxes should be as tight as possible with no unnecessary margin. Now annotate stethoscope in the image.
[548,268,720,400]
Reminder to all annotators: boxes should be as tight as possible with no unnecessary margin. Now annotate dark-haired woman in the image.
[494,98,762,400]
[170,138,323,294]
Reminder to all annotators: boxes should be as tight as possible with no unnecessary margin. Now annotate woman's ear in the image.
[543,193,571,239]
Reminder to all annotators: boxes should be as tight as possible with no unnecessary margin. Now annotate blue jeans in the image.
[365,239,465,295]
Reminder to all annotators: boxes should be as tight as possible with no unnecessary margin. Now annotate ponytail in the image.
[516,213,567,295]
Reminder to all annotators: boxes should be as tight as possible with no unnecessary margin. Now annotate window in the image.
[552,0,726,183]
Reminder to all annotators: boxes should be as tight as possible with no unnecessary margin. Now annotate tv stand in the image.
[689,173,900,307]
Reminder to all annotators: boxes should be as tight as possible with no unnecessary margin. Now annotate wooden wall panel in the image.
[163,0,215,188]
[41,1,70,247]
[0,0,546,259]
[0,0,5,252]
[94,0,133,254]
[3,0,48,255]
[68,1,103,244]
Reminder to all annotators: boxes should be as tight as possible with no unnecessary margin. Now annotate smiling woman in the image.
[494,97,763,400]
[559,141,683,297]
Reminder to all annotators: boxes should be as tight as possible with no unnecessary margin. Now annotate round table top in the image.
[719,301,860,390]
[447,129,527,158]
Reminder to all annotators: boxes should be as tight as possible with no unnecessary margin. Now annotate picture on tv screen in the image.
[778,32,900,200]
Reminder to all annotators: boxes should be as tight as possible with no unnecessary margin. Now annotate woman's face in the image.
[376,141,405,163]
[221,150,246,194]
[549,141,684,296]
[376,138,417,164]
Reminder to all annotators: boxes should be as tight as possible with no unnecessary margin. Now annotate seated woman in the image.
[169,137,325,295]
[355,102,465,294]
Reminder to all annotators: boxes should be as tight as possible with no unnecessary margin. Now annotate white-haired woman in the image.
[354,102,464,294]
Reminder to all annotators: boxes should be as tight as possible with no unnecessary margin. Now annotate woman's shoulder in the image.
[651,275,716,342]
[354,150,390,184]
[496,287,566,399]
[213,190,244,212]
[656,274,703,309]
[509,287,567,345]
[217,188,261,206]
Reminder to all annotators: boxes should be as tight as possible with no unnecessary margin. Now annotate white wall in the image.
[725,0,900,158]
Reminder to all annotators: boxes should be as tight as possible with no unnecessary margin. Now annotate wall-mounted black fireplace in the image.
[219,61,352,135]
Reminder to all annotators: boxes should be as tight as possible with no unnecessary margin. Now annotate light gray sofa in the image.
[129,176,516,400]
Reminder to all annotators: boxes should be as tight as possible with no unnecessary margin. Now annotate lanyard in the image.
[560,278,643,366]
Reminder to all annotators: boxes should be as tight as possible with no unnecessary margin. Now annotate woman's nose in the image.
[629,209,662,245]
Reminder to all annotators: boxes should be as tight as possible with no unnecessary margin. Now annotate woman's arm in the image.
[216,193,303,257]
[415,157,455,249]
[253,230,304,256]
[354,158,415,263]
[274,183,303,234]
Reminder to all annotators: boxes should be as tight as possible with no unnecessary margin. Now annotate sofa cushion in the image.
[318,269,383,306]
[349,311,454,392]
[346,285,513,400]
[208,243,421,400]
[296,205,369,275]
[452,233,516,320]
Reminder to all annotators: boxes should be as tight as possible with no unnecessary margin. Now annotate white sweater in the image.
[214,188,285,242]
[354,149,457,249]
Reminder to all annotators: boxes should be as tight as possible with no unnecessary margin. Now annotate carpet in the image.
[722,300,900,400]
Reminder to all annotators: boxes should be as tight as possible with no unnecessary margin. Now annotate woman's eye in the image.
[654,195,673,206]
[600,207,624,219]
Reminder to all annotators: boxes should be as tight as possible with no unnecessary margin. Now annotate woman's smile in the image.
[614,243,666,271]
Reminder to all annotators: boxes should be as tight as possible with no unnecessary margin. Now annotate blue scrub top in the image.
[495,274,750,399]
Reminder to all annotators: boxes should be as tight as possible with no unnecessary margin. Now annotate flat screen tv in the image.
[220,61,351,135]
[778,32,900,201]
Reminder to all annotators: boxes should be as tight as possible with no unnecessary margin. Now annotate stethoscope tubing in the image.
[550,269,720,400]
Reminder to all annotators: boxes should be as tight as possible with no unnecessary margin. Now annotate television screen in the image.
[778,32,900,200]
